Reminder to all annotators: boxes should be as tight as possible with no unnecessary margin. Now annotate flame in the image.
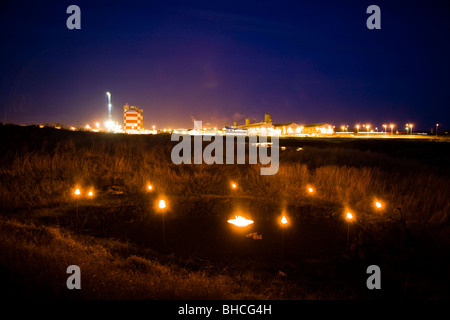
[346,212,353,220]
[74,188,81,196]
[228,215,254,227]
[158,200,166,209]
[281,216,288,224]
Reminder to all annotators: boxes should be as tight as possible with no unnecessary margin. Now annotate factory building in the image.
[234,113,281,136]
[123,103,143,132]
[227,113,334,136]
[273,122,303,135]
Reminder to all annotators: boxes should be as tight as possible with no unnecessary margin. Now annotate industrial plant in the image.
[80,92,336,137]
[74,92,420,138]
[226,113,334,136]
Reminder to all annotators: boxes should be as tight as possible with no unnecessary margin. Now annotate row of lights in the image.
[75,183,383,220]
[147,182,383,225]
[73,182,384,250]
[354,124,397,133]
[74,188,94,197]
[228,182,384,224]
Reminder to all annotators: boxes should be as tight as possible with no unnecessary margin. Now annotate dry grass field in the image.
[1,123,450,299]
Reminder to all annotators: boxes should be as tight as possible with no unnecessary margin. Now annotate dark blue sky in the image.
[1,0,449,130]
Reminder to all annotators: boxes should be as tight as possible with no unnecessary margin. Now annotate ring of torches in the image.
[72,183,386,239]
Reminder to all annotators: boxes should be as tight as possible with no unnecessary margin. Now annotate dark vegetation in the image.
[1,123,450,299]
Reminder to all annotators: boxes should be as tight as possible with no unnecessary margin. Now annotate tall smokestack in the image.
[264,113,272,124]
[245,118,250,125]
[233,121,237,128]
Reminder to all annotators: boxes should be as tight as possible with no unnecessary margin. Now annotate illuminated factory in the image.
[226,113,334,136]
[123,103,144,132]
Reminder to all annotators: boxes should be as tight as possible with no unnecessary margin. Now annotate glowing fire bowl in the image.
[227,216,254,227]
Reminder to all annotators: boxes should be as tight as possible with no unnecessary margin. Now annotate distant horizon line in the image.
[0,120,447,133]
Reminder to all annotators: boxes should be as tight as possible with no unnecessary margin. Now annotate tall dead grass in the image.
[1,125,449,229]
[0,217,281,299]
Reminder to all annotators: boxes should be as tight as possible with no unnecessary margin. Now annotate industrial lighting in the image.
[74,188,81,196]
[231,182,237,189]
[228,216,254,227]
[105,120,114,130]
[375,201,382,209]
[281,216,288,225]
[88,190,93,197]
[158,199,166,209]
[308,187,314,193]
[346,212,353,220]
[147,184,153,191]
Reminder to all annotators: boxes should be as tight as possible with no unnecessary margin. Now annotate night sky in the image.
[1,0,449,130]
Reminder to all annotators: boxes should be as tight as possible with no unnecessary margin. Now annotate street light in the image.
[436,123,439,137]
[383,124,387,134]
[356,125,360,134]
[390,124,394,135]
[409,124,413,135]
